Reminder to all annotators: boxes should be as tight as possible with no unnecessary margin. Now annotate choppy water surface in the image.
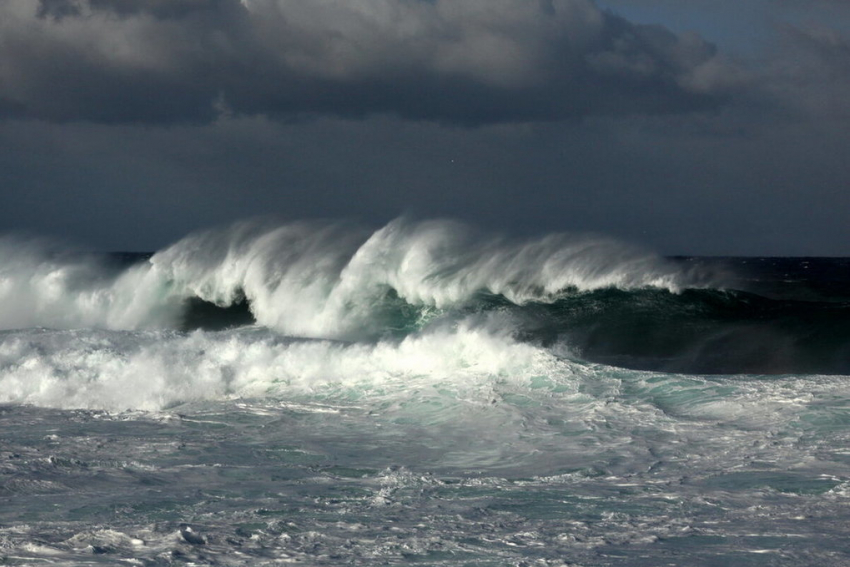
[2,219,850,565]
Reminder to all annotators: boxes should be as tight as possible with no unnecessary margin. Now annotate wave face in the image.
[516,286,850,375]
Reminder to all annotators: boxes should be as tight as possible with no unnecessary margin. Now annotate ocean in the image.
[1,218,849,566]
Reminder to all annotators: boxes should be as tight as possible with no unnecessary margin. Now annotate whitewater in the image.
[2,218,850,566]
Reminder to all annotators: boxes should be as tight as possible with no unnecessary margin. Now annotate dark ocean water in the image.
[173,254,850,376]
[1,219,849,566]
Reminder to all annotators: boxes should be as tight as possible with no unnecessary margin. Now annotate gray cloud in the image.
[761,23,850,120]
[0,0,735,124]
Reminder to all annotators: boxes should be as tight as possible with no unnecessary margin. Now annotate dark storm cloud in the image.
[0,0,735,124]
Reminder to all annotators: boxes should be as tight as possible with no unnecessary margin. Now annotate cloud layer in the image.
[0,0,733,124]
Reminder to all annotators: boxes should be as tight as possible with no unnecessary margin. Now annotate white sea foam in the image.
[0,322,564,412]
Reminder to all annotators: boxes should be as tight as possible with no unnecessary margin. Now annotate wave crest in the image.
[151,218,696,339]
[0,218,701,339]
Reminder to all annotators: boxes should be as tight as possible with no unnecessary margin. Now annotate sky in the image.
[1,0,849,255]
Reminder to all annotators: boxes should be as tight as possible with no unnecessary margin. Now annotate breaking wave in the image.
[0,218,703,338]
[1,217,848,385]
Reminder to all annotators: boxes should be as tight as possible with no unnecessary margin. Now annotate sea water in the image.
[1,218,849,566]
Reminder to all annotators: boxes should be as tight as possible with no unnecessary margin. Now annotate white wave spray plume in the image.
[0,236,180,331]
[0,218,712,338]
[150,218,705,339]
